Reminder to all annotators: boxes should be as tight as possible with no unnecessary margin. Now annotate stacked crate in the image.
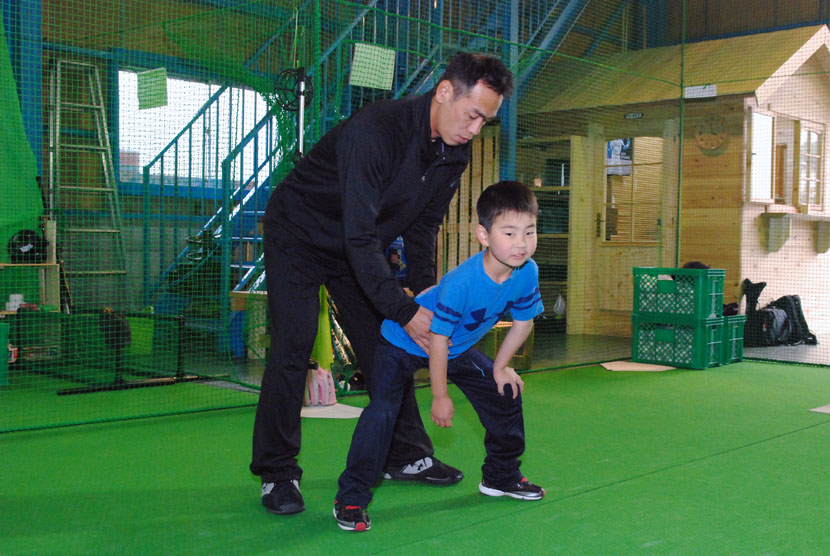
[631,267,745,369]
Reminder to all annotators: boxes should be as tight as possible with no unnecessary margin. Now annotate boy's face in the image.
[477,210,537,269]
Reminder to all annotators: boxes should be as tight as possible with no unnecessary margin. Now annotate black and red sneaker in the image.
[333,501,371,531]
[479,477,545,500]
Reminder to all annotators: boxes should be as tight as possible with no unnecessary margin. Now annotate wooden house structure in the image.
[518,24,830,336]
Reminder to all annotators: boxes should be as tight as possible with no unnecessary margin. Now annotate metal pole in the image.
[297,68,306,156]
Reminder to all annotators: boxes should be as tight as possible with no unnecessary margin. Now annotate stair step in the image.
[64,269,128,276]
[58,186,116,193]
[61,101,101,112]
[59,60,98,70]
[58,143,108,153]
[66,228,120,234]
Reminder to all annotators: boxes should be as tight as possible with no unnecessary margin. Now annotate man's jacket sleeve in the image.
[336,120,420,326]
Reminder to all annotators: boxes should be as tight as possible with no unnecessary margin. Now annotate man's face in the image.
[431,80,503,146]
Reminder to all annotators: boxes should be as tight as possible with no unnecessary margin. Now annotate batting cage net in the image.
[2,0,829,431]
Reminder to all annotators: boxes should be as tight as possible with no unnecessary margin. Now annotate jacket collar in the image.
[416,89,469,166]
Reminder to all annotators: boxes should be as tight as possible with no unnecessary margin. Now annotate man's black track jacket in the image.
[264,90,470,326]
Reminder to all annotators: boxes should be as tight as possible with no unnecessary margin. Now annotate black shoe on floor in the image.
[479,477,545,500]
[261,479,305,514]
[383,456,463,485]
[333,501,371,531]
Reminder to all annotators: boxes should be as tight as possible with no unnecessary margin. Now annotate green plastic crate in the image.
[632,314,724,370]
[633,267,725,319]
[721,314,746,365]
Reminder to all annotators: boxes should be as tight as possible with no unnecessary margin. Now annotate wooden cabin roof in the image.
[528,24,830,113]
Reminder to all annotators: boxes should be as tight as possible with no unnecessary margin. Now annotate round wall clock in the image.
[695,114,728,150]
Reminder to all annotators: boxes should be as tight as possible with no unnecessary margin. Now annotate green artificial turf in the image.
[1,361,828,555]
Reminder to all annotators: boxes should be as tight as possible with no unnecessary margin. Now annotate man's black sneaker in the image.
[333,501,371,531]
[383,456,463,485]
[261,479,305,514]
[479,477,545,500]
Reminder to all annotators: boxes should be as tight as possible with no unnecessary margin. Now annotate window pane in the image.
[751,112,773,199]
[633,137,662,164]
[118,70,271,185]
[609,198,632,242]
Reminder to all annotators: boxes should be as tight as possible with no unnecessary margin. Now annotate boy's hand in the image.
[493,366,524,399]
[431,394,454,428]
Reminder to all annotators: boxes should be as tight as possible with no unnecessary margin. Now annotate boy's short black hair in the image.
[476,181,538,231]
[438,53,514,99]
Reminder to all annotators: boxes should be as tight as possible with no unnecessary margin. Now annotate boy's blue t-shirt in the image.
[381,250,544,359]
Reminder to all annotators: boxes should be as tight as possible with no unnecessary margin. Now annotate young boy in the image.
[333,180,545,531]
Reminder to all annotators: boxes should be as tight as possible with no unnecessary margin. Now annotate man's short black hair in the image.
[477,180,538,231]
[438,53,514,99]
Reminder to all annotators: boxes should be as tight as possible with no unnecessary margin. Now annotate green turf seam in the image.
[546,418,830,501]
[0,401,257,435]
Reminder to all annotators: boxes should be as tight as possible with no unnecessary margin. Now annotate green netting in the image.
[0,17,44,309]
[159,1,304,105]
[3,1,830,433]
[0,19,42,244]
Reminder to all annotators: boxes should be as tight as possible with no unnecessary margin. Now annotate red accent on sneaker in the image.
[345,505,362,510]
[354,522,367,532]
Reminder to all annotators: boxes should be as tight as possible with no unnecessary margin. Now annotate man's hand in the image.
[403,305,434,353]
[493,366,524,399]
[431,394,454,428]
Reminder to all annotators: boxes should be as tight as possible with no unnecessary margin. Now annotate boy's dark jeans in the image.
[336,339,526,507]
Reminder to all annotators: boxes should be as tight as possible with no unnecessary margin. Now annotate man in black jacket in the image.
[252,53,513,515]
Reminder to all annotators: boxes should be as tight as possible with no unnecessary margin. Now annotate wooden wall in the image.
[679,98,746,303]
[43,0,266,63]
[438,125,500,278]
[671,0,830,43]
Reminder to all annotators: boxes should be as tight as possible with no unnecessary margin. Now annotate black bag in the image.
[746,306,791,347]
[770,295,818,345]
[743,279,791,347]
